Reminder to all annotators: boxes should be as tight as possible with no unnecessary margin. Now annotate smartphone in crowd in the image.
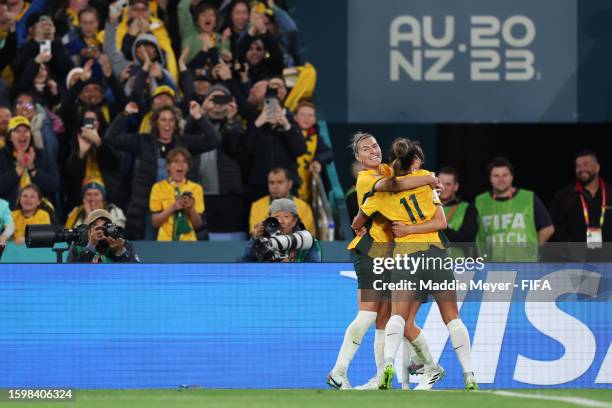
[39,39,51,56]
[211,94,232,105]
[110,0,128,15]
[83,117,95,129]
[264,87,278,120]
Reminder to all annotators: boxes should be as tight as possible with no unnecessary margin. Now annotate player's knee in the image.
[349,310,377,337]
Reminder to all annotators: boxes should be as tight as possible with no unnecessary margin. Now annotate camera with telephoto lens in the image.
[25,224,89,248]
[252,217,314,262]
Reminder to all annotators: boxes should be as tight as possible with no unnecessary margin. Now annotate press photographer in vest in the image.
[67,209,139,263]
[475,157,554,261]
[550,150,611,260]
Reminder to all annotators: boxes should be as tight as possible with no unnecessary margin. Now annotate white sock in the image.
[332,311,377,375]
[447,318,473,374]
[383,315,405,365]
[410,331,436,369]
[404,337,423,365]
[401,337,411,385]
[374,329,385,376]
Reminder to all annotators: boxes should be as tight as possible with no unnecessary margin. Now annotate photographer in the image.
[67,209,139,263]
[240,198,321,262]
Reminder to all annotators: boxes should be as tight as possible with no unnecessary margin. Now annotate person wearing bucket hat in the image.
[0,115,59,210]
[66,207,140,263]
[64,177,126,230]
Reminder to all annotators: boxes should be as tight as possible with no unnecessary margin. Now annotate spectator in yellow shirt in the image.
[11,184,52,244]
[150,147,204,241]
[249,167,315,238]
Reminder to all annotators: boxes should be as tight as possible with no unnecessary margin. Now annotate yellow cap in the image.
[152,85,176,99]
[8,116,30,132]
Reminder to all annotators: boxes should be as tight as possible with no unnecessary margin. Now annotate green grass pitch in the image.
[3,389,611,408]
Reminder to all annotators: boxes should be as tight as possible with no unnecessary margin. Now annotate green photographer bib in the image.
[475,190,538,261]
[444,201,469,258]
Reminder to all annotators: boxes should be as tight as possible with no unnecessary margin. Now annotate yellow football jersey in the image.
[347,164,394,251]
[361,170,443,253]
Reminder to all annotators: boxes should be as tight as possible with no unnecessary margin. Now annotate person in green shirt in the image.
[475,157,554,261]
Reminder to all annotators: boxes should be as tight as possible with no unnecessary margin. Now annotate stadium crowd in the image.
[0,0,334,247]
[0,0,608,259]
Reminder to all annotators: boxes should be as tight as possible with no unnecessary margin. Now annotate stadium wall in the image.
[1,263,610,389]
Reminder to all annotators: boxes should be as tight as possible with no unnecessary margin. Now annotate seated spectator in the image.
[241,198,321,262]
[236,6,284,84]
[105,101,219,239]
[0,106,11,148]
[250,167,315,237]
[99,0,178,83]
[150,147,204,241]
[67,208,140,263]
[178,0,227,68]
[12,12,74,85]
[64,109,126,210]
[11,184,53,244]
[65,178,126,229]
[293,101,334,203]
[190,84,246,240]
[0,116,59,208]
[0,197,15,246]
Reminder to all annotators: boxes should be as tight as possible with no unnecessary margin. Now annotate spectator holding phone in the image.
[244,79,306,203]
[190,84,247,240]
[64,6,104,69]
[150,147,204,241]
[64,109,126,210]
[12,13,74,85]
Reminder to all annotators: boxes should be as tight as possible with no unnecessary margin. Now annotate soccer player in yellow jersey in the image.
[354,139,478,391]
[327,133,439,390]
